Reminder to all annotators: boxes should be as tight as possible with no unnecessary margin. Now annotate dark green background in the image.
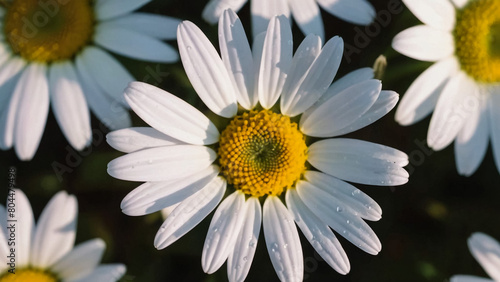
[2,0,499,281]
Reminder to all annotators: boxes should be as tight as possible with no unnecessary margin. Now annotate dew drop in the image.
[346,220,350,224]
[336,206,343,212]
[352,189,361,196]
[243,256,248,262]
[283,243,288,249]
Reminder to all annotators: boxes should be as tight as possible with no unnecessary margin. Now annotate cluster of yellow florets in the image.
[218,110,308,197]
[0,269,58,282]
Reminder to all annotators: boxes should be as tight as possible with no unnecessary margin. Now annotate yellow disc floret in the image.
[0,269,58,282]
[3,0,94,63]
[218,110,307,197]
[454,0,500,83]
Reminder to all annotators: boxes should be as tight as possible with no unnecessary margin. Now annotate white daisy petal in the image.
[263,196,303,282]
[219,9,256,110]
[286,189,350,274]
[95,24,178,63]
[258,15,293,109]
[107,145,217,182]
[106,127,183,153]
[316,0,375,25]
[13,189,34,267]
[401,0,456,31]
[332,90,399,136]
[455,94,489,176]
[392,25,455,62]
[490,88,500,173]
[282,36,343,117]
[300,80,381,137]
[251,0,290,37]
[450,276,495,282]
[203,0,248,24]
[76,57,131,130]
[31,191,77,268]
[395,57,459,125]
[296,182,382,255]
[428,72,479,151]
[13,63,49,161]
[105,12,180,40]
[202,191,246,274]
[468,233,500,281]
[308,138,409,186]
[120,165,219,216]
[252,32,266,85]
[71,264,126,282]
[154,177,226,250]
[124,82,219,145]
[450,0,469,9]
[227,197,261,282]
[178,21,238,118]
[304,171,382,221]
[49,62,92,150]
[289,0,324,41]
[95,0,151,21]
[52,239,105,281]
[76,47,134,107]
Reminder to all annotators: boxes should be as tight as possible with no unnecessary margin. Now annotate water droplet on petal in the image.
[336,206,343,212]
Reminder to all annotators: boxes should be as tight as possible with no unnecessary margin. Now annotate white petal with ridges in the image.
[308,138,409,186]
[105,12,180,40]
[52,239,105,281]
[300,80,381,137]
[289,0,324,41]
[219,9,256,110]
[401,0,456,31]
[125,81,219,145]
[296,181,381,255]
[31,191,77,268]
[317,0,375,25]
[121,165,219,216]
[251,0,290,37]
[95,0,151,21]
[258,15,293,109]
[202,0,248,24]
[281,36,343,117]
[395,57,459,125]
[49,62,91,150]
[154,177,226,249]
[489,86,500,174]
[468,233,500,281]
[106,127,183,153]
[450,276,494,282]
[13,63,49,161]
[12,189,34,267]
[107,145,217,182]
[286,189,350,274]
[202,191,246,274]
[71,264,126,282]
[178,21,237,118]
[263,196,303,282]
[392,25,455,62]
[227,197,261,282]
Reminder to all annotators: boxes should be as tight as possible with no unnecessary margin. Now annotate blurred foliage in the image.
[1,0,500,281]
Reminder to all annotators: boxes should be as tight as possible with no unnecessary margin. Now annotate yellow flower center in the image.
[3,0,94,63]
[454,0,500,83]
[0,269,58,282]
[218,110,308,197]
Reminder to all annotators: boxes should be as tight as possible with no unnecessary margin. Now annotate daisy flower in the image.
[451,232,500,282]
[202,0,375,41]
[107,10,409,281]
[0,0,181,160]
[392,0,500,176]
[0,189,125,281]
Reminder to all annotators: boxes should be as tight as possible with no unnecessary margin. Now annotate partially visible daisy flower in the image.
[107,10,408,281]
[0,189,125,281]
[451,232,500,282]
[202,0,375,41]
[0,0,181,160]
[392,0,500,176]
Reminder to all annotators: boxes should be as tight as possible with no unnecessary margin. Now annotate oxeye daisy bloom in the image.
[0,0,180,161]
[392,0,500,176]
[451,232,500,282]
[202,0,375,41]
[107,10,408,282]
[0,189,126,281]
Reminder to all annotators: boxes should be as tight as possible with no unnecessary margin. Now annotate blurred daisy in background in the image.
[107,9,408,281]
[451,232,500,282]
[0,189,125,281]
[202,0,375,41]
[392,0,500,176]
[0,0,180,160]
